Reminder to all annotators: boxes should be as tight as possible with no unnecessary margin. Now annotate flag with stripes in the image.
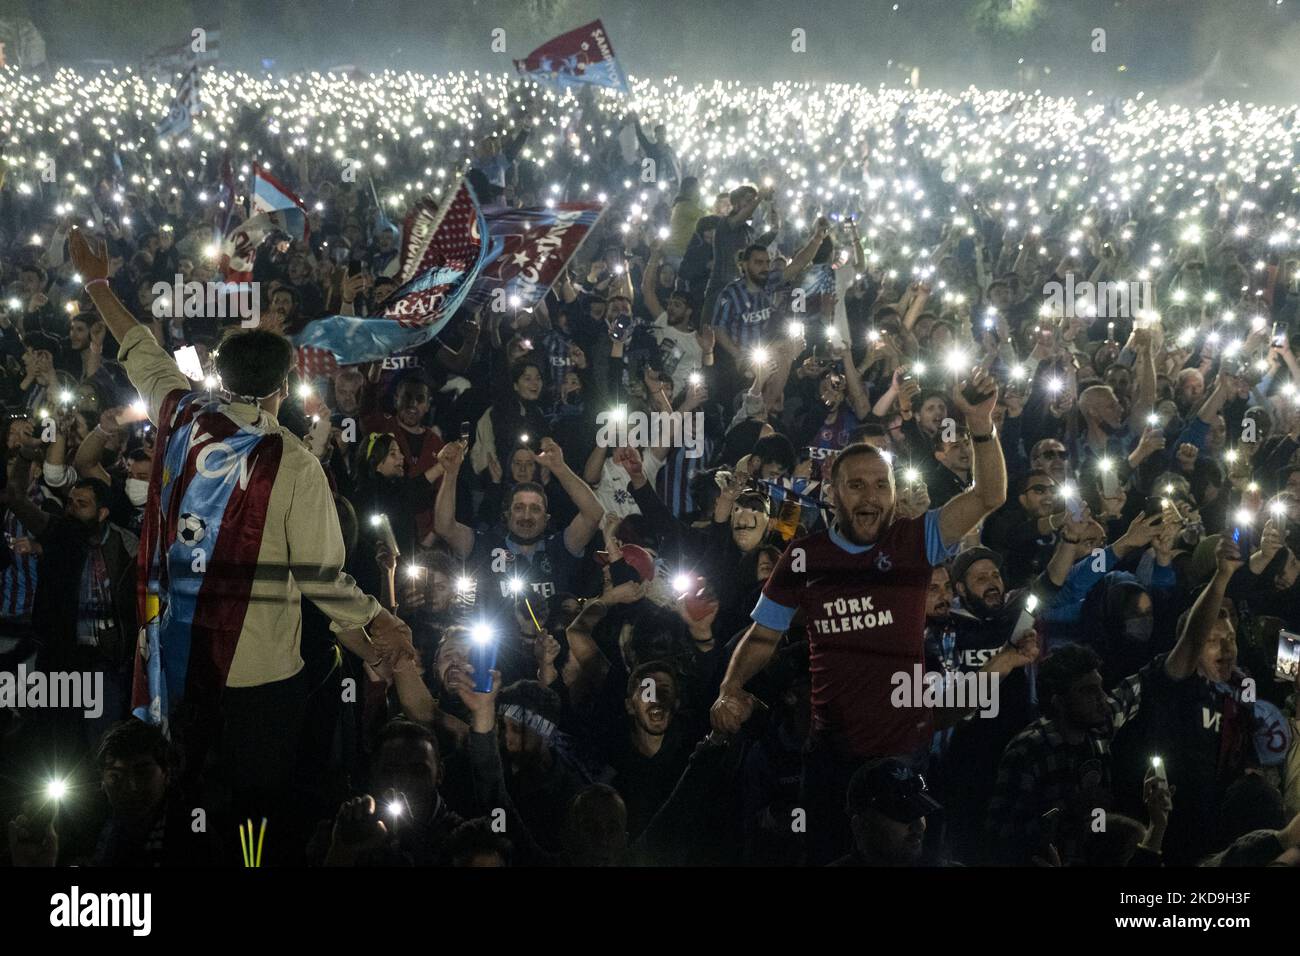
[292,178,489,375]
[514,20,630,94]
[132,389,284,729]
[156,64,200,140]
[251,163,306,217]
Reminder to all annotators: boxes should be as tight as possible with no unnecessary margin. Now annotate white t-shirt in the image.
[593,451,664,518]
[653,313,705,400]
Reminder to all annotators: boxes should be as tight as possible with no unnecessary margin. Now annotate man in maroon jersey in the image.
[710,366,1015,862]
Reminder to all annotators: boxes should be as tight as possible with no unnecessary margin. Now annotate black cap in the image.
[846,758,942,823]
[950,546,1002,586]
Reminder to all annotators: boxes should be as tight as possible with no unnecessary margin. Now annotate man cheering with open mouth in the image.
[711,366,1036,864]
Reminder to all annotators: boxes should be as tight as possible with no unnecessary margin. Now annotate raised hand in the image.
[535,436,565,471]
[437,439,466,473]
[69,227,110,281]
[953,366,998,433]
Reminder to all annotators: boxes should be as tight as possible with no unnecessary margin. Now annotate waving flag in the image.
[141,27,220,78]
[156,64,200,139]
[219,206,308,282]
[251,163,306,217]
[515,20,630,94]
[292,178,489,375]
[132,390,284,730]
[763,477,828,542]
[468,202,605,310]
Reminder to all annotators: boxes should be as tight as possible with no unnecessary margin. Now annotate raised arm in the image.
[1128,328,1156,427]
[70,228,189,423]
[643,245,666,318]
[780,220,831,285]
[1164,536,1242,680]
[938,367,1007,547]
[433,440,475,558]
[535,437,604,556]
[836,341,872,420]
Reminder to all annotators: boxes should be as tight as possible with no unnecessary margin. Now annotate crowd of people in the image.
[1,64,1299,868]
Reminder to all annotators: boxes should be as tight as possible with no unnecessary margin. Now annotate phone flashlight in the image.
[470,623,496,693]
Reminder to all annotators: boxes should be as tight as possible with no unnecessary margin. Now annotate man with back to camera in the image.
[68,227,413,820]
[710,366,1037,862]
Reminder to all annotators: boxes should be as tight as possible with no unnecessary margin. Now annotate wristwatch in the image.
[970,427,996,444]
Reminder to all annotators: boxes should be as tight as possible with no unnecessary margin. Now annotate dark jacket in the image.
[33,518,138,672]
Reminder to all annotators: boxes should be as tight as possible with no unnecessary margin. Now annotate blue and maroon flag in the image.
[762,476,828,542]
[468,201,605,310]
[514,20,630,94]
[132,390,284,729]
[292,178,489,376]
[251,162,306,217]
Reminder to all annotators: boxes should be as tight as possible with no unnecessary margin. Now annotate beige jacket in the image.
[118,324,380,687]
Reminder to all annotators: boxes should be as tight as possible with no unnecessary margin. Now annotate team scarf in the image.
[292,178,489,375]
[131,389,284,731]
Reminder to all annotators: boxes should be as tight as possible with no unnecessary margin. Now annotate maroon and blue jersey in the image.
[753,510,958,759]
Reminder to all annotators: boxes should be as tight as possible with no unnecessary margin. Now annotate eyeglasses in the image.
[1035,449,1067,460]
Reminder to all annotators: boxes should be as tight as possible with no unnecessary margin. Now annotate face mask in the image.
[126,478,149,507]
[1123,616,1154,642]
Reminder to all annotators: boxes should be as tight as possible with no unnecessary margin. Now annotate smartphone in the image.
[1038,807,1061,851]
[1013,593,1038,642]
[1273,322,1287,348]
[961,376,995,407]
[1275,630,1300,683]
[1231,519,1253,557]
[381,790,412,832]
[1142,496,1166,523]
[1150,756,1168,784]
[173,346,204,381]
[460,420,472,442]
[610,313,632,341]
